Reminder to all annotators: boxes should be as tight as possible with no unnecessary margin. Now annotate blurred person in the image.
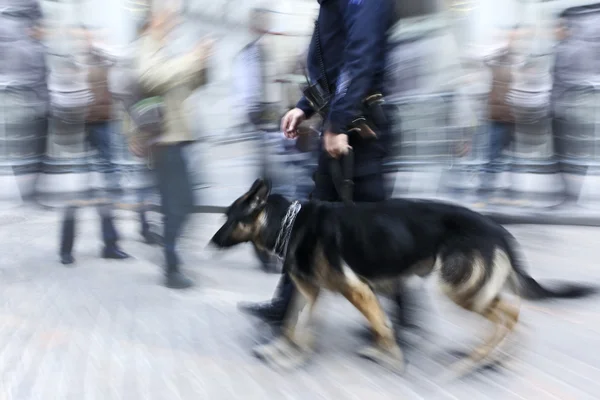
[234,10,319,273]
[58,28,131,265]
[238,0,415,333]
[481,28,518,191]
[127,8,213,289]
[233,8,280,273]
[283,49,321,202]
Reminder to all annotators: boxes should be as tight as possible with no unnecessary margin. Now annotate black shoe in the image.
[237,299,286,325]
[164,270,194,289]
[102,247,130,260]
[60,253,75,265]
[142,231,164,246]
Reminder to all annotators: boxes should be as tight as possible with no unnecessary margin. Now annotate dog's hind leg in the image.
[439,250,520,381]
[340,274,405,375]
[441,296,520,382]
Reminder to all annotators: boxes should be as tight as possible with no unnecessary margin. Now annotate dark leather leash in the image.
[329,148,354,206]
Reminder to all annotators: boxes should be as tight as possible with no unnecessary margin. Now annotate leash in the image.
[273,200,302,260]
[329,148,354,206]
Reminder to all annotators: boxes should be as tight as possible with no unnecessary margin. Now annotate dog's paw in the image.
[358,344,405,375]
[252,339,281,361]
[437,360,472,384]
[270,346,311,371]
[253,337,311,371]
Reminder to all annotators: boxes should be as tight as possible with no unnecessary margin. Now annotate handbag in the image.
[122,66,166,154]
[129,95,165,137]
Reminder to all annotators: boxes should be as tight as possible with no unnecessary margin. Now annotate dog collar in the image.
[273,201,302,260]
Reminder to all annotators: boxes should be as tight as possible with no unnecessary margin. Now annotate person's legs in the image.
[87,122,119,192]
[154,144,194,289]
[238,267,296,323]
[481,121,511,190]
[87,122,129,259]
[137,170,163,245]
[59,206,77,265]
[353,173,385,203]
[97,203,130,259]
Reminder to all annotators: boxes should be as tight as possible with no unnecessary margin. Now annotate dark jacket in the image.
[297,0,395,177]
[296,0,395,134]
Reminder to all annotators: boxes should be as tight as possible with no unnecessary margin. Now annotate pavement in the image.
[1,206,600,400]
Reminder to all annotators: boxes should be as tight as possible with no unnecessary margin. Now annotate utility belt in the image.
[303,79,388,140]
[303,80,388,205]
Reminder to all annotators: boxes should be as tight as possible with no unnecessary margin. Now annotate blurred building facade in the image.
[3,0,600,208]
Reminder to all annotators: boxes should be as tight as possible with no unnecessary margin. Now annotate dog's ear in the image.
[248,179,271,210]
[248,178,264,194]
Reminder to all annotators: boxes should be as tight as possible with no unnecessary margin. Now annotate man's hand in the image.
[323,131,351,159]
[281,108,306,138]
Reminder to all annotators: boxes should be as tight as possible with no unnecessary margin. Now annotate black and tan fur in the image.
[211,179,596,378]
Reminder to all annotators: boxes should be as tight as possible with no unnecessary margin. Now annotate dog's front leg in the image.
[253,273,320,371]
[285,273,321,350]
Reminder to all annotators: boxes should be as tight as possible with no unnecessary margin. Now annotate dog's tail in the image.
[502,230,597,300]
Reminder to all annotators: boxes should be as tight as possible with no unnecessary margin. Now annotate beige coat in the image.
[125,33,207,145]
[488,53,514,123]
[86,52,113,122]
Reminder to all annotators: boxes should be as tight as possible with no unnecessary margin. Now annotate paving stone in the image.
[0,209,599,399]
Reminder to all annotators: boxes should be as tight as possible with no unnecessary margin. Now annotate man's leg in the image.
[155,145,194,289]
[238,270,295,324]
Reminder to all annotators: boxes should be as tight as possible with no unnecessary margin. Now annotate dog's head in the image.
[210,179,273,248]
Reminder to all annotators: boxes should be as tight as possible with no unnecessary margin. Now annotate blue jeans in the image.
[87,121,119,191]
[485,121,512,173]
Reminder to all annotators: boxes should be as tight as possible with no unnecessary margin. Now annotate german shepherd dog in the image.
[210,179,596,379]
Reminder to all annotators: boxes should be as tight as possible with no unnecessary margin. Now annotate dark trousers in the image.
[59,205,119,255]
[154,144,194,272]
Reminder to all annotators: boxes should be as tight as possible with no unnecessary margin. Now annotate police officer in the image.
[238,0,415,329]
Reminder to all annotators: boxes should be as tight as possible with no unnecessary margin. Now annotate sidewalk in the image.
[0,208,599,399]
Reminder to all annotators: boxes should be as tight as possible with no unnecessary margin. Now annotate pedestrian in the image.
[237,0,414,331]
[232,8,281,273]
[126,8,214,289]
[481,26,519,192]
[59,28,131,265]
